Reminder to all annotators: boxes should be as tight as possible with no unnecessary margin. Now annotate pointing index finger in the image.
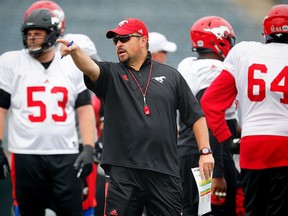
[56,39,71,46]
[60,40,74,59]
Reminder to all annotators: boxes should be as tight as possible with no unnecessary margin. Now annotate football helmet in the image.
[24,1,65,36]
[263,4,288,43]
[190,16,236,59]
[21,8,62,57]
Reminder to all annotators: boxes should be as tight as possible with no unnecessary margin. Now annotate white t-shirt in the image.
[224,41,288,137]
[0,49,86,154]
[178,57,238,120]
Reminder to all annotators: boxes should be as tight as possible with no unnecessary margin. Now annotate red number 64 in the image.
[248,64,288,104]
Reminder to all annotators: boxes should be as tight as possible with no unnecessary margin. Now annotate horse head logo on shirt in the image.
[152,76,166,83]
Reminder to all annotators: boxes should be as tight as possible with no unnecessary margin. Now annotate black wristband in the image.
[0,139,2,148]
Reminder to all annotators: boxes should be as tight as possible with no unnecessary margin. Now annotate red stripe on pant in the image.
[104,177,109,216]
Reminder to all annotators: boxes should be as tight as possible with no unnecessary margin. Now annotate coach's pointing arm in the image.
[57,39,100,83]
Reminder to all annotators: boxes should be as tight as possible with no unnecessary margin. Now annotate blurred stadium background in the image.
[2,0,284,68]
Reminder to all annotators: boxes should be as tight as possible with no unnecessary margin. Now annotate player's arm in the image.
[0,108,7,142]
[0,90,10,179]
[76,90,96,148]
[77,104,96,148]
[57,39,100,83]
[73,90,96,177]
[192,116,214,180]
[196,89,227,197]
[201,70,237,143]
[0,89,10,143]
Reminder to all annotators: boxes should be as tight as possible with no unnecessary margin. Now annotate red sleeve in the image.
[201,70,237,142]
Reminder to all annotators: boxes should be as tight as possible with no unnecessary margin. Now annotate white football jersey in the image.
[0,49,86,154]
[224,41,288,137]
[178,57,238,120]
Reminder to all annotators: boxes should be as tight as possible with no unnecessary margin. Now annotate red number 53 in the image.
[27,86,68,122]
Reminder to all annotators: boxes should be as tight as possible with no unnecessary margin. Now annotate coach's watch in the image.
[199,147,212,155]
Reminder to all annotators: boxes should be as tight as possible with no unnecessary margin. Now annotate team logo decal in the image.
[203,25,230,40]
[52,9,64,28]
[270,25,288,32]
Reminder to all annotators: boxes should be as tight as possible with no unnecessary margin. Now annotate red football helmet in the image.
[190,16,236,59]
[263,4,288,43]
[24,0,65,36]
[21,1,65,57]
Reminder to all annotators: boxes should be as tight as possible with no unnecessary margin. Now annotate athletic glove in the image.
[73,145,94,178]
[0,140,10,179]
[230,138,240,155]
[94,137,103,164]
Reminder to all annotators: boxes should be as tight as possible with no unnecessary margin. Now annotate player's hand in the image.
[199,154,214,180]
[0,141,10,180]
[73,145,94,178]
[94,138,103,164]
[212,177,227,198]
[56,39,78,58]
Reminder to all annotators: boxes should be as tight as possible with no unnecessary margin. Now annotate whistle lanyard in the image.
[126,61,153,116]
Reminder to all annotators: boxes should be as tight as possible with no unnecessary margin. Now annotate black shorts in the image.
[178,153,199,216]
[178,147,238,216]
[14,154,82,216]
[105,166,182,216]
[241,167,288,216]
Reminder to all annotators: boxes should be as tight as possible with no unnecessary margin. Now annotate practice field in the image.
[0,0,269,215]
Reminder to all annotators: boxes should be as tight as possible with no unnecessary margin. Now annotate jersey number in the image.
[27,86,68,122]
[248,64,288,104]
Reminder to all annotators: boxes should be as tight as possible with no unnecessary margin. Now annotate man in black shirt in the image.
[58,17,214,216]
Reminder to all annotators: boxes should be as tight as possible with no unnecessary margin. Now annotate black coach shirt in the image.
[84,54,204,177]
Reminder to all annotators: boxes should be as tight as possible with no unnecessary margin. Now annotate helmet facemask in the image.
[24,1,65,36]
[21,8,62,57]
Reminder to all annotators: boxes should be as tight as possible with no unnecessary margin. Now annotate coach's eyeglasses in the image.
[113,34,142,45]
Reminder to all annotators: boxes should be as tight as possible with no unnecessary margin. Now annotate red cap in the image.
[106,18,148,39]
